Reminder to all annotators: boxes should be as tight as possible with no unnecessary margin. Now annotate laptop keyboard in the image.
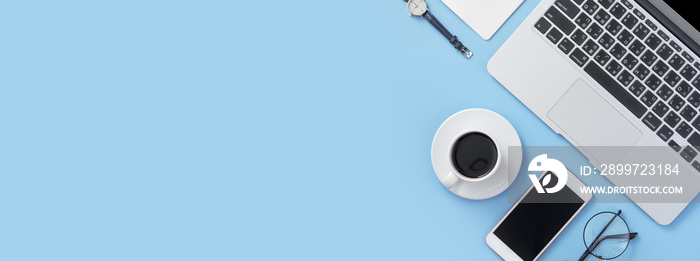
[535,0,700,171]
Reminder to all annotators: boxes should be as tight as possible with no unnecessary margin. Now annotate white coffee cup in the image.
[441,130,501,188]
[431,109,521,199]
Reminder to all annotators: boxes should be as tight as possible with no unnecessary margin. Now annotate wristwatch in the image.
[405,0,472,58]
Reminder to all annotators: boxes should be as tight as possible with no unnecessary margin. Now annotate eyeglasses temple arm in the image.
[578,232,637,261]
[578,210,622,261]
[591,232,639,250]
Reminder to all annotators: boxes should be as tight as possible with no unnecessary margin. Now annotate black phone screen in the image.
[493,184,584,261]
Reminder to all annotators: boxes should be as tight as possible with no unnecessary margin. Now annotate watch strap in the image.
[423,11,451,40]
[423,10,472,58]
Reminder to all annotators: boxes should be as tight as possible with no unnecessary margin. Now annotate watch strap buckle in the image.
[459,46,473,59]
[449,36,472,59]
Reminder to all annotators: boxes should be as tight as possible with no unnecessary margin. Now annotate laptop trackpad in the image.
[547,79,642,163]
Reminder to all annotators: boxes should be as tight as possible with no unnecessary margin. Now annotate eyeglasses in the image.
[578,210,638,260]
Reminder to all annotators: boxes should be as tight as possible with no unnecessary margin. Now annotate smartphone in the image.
[486,169,591,261]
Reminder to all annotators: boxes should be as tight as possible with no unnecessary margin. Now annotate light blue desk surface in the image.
[2,0,698,260]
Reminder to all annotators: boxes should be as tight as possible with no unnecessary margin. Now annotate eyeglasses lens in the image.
[583,212,631,259]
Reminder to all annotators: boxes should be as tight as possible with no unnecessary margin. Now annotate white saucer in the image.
[431,109,522,200]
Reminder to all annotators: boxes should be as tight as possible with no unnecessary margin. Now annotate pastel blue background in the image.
[1,0,698,260]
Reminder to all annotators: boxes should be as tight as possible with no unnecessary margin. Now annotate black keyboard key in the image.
[652,100,669,116]
[691,133,700,147]
[664,71,681,87]
[693,117,700,131]
[692,160,700,172]
[581,0,599,15]
[670,139,682,152]
[680,65,697,81]
[681,105,698,121]
[645,74,662,90]
[664,112,693,129]
[582,39,599,56]
[658,30,670,41]
[666,112,682,128]
[584,62,647,118]
[617,29,634,46]
[681,145,698,162]
[535,17,552,34]
[594,50,611,66]
[677,121,692,137]
[692,77,700,90]
[640,50,658,66]
[598,33,615,49]
[606,60,623,76]
[677,81,693,97]
[683,51,694,63]
[546,7,576,35]
[622,0,633,10]
[599,0,614,9]
[688,145,700,159]
[656,44,674,60]
[645,20,659,31]
[570,48,589,67]
[547,27,564,44]
[555,0,580,18]
[610,3,627,19]
[610,43,627,59]
[670,40,682,52]
[657,84,674,100]
[633,23,650,39]
[621,13,638,29]
[652,61,669,76]
[669,94,686,111]
[606,20,623,36]
[573,0,584,4]
[574,13,592,29]
[593,9,611,25]
[629,40,646,56]
[571,29,588,45]
[643,112,662,130]
[633,8,646,20]
[668,95,685,111]
[621,53,638,70]
[559,38,575,54]
[618,70,635,86]
[640,90,658,107]
[587,23,604,39]
[688,91,700,107]
[669,54,686,70]
[629,80,646,96]
[633,64,650,80]
[657,125,674,141]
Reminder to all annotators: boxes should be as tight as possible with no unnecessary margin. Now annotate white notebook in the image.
[442,0,524,40]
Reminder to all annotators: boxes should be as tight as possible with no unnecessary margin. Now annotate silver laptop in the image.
[489,0,700,225]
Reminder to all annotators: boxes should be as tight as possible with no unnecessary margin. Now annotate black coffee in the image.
[451,132,498,178]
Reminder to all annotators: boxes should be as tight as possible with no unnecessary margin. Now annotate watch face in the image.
[407,0,427,16]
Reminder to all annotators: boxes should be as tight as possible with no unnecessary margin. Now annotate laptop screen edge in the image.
[636,0,700,56]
